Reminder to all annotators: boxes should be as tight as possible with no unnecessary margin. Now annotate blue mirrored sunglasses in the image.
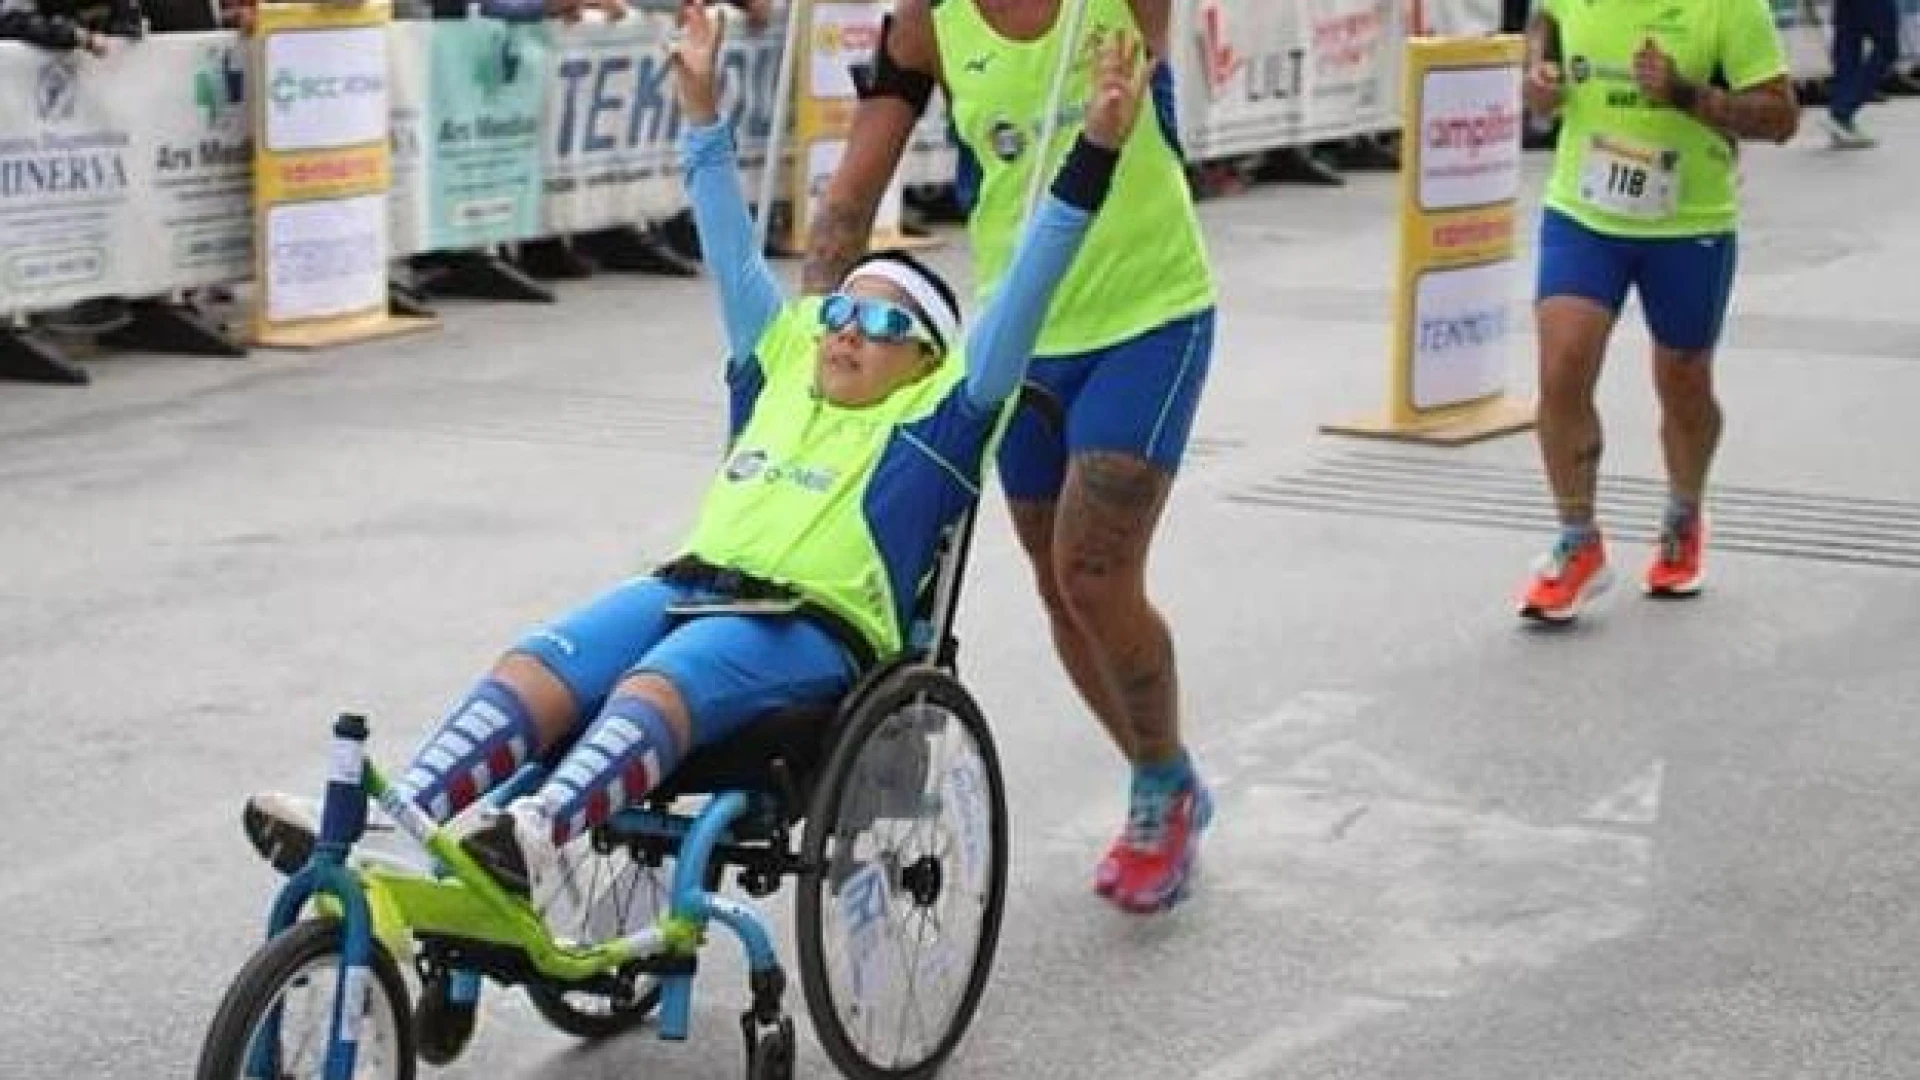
[820,292,936,349]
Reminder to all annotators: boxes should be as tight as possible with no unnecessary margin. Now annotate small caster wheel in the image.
[414,969,478,1066]
[744,1017,796,1080]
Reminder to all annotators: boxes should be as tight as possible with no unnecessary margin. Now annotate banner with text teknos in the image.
[541,12,786,236]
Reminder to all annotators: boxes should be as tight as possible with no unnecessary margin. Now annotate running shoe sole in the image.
[1519,565,1615,624]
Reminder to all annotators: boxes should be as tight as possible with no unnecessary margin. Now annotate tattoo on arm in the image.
[1682,78,1799,142]
[801,202,875,294]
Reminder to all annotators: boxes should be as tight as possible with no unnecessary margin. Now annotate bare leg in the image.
[1534,296,1618,527]
[1651,343,1721,512]
[1007,498,1138,761]
[1049,451,1179,766]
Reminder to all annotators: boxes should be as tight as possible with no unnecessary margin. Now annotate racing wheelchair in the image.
[194,385,1065,1080]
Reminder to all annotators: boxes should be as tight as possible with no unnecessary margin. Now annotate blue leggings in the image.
[512,576,858,751]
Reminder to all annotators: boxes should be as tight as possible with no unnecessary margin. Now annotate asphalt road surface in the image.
[5,104,1919,1080]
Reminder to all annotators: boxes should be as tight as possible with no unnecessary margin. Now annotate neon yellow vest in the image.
[681,299,972,660]
[934,0,1215,355]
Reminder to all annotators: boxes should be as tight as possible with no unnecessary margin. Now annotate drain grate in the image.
[1229,449,1920,572]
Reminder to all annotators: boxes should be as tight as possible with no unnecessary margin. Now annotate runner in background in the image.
[1517,0,1797,623]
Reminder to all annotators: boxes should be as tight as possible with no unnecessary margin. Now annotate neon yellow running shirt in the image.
[933,0,1215,355]
[1541,0,1787,237]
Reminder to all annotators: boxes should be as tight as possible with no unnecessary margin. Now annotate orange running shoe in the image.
[1519,530,1613,623]
[1645,515,1707,598]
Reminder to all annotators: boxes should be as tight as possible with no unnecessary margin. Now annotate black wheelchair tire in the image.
[196,918,416,1080]
[795,666,1010,1080]
[525,981,663,1039]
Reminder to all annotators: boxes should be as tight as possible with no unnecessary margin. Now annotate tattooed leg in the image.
[1534,296,1617,527]
[1051,451,1181,765]
[1009,499,1139,760]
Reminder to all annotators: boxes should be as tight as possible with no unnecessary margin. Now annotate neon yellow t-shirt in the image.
[1542,0,1788,237]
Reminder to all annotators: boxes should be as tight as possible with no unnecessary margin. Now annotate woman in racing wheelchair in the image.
[242,1,1148,929]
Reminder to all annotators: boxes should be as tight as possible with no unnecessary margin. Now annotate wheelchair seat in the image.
[645,702,837,811]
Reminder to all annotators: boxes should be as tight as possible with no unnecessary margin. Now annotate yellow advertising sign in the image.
[250,0,433,348]
[1324,34,1534,447]
[781,0,933,255]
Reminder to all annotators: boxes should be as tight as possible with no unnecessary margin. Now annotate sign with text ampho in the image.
[1324,34,1533,446]
[252,1,431,347]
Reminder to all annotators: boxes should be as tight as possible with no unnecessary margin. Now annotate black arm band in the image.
[1049,135,1122,213]
[855,14,936,117]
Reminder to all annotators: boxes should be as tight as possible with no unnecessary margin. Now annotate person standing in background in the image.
[1822,0,1901,147]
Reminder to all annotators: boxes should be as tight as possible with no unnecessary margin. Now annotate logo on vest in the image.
[723,448,840,493]
[725,448,768,481]
[988,118,1026,162]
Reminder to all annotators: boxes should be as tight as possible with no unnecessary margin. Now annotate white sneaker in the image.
[1822,113,1878,149]
[242,791,432,877]
[457,798,574,917]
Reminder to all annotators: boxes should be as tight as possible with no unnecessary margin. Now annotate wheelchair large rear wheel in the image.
[795,666,1009,1080]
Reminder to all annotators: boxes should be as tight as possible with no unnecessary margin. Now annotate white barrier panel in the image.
[1418,0,1503,36]
[0,36,252,315]
[388,19,432,258]
[1176,0,1404,162]
[541,15,691,235]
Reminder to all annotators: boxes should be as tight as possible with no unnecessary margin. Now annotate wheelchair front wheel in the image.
[796,666,1009,1080]
[196,917,415,1080]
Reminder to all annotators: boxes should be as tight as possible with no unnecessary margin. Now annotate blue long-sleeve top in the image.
[677,118,1108,410]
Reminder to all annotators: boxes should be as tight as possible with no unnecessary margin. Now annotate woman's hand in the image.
[1523,57,1563,117]
[1081,30,1148,151]
[668,0,728,126]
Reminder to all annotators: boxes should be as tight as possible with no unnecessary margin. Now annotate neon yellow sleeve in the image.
[1719,0,1790,90]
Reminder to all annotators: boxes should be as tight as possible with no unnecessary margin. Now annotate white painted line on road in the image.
[1581,758,1666,827]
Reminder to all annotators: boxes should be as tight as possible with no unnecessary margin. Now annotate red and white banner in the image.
[1175,0,1404,162]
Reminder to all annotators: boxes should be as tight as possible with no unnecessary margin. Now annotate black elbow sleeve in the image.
[854,14,936,118]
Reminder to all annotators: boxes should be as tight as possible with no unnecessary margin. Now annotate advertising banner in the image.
[423,18,549,251]
[0,36,252,315]
[1323,34,1533,446]
[252,0,429,346]
[1179,0,1402,163]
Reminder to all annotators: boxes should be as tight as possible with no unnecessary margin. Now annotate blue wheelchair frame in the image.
[243,383,1059,1080]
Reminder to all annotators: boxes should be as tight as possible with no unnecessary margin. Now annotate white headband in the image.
[843,258,961,355]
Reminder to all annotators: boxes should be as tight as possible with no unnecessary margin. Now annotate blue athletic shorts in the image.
[512,576,856,749]
[997,307,1216,502]
[1536,206,1739,352]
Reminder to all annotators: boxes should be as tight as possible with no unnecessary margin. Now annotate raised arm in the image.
[669,0,784,363]
[1125,0,1171,56]
[802,0,940,293]
[961,33,1145,408]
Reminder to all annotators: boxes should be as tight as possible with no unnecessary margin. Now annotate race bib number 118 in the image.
[1578,135,1680,220]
